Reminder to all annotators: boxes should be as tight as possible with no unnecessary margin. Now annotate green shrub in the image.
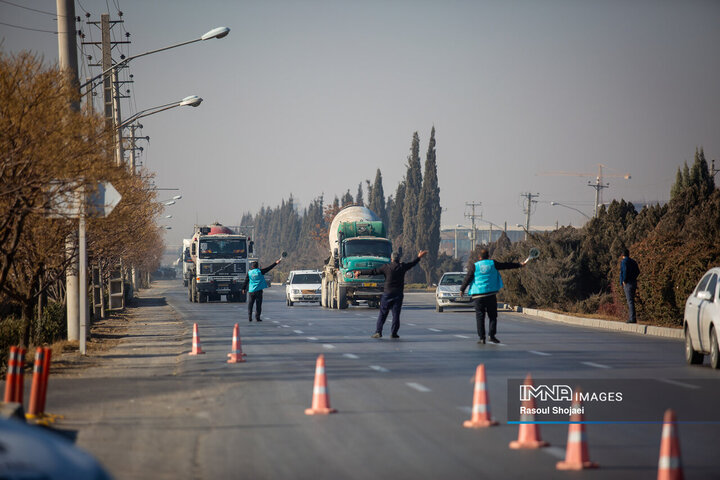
[34,302,66,345]
[0,316,24,375]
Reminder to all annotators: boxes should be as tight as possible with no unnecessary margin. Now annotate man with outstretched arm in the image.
[460,248,526,344]
[354,250,428,339]
[241,257,282,322]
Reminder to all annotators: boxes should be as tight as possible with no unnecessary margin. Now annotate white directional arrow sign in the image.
[87,182,122,218]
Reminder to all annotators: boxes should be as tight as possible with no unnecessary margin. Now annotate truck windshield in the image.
[344,239,391,258]
[198,239,247,259]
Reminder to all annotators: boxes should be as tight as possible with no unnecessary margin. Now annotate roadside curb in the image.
[518,308,683,340]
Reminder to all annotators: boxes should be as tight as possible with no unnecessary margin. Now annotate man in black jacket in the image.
[354,250,428,339]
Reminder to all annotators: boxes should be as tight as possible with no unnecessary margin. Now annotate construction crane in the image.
[537,164,631,217]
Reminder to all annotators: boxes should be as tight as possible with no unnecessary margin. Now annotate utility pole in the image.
[587,177,609,217]
[58,0,80,342]
[464,202,482,253]
[521,193,539,241]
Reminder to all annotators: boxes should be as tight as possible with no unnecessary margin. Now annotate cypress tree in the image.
[368,169,388,226]
[416,127,441,285]
[388,181,405,243]
[402,132,422,263]
[356,183,364,206]
[341,190,354,207]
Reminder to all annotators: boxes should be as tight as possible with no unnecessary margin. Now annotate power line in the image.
[0,20,56,34]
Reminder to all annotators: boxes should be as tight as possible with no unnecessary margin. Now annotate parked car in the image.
[435,271,472,312]
[683,267,720,369]
[285,270,322,306]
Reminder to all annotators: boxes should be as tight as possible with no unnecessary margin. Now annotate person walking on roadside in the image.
[241,257,282,322]
[354,250,428,339]
[620,248,640,324]
[460,248,526,344]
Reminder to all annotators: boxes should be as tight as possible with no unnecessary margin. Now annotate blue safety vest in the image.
[248,268,268,293]
[468,259,503,296]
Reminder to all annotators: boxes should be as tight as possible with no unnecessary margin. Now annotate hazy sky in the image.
[2,0,719,250]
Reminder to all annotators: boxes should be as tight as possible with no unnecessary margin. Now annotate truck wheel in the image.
[338,286,348,309]
[183,279,188,288]
[188,284,192,302]
[199,292,207,303]
[685,327,703,365]
[711,328,719,370]
[436,303,444,313]
[191,278,198,303]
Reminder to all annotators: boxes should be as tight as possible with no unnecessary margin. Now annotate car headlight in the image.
[198,276,208,282]
[345,271,353,278]
[293,289,301,294]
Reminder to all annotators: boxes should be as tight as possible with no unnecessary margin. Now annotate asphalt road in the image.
[47,281,720,480]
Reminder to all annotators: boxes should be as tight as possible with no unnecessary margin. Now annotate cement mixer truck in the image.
[321,206,393,309]
[187,223,254,303]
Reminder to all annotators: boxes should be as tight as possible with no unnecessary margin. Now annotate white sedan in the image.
[684,267,720,369]
[285,270,322,306]
[435,272,473,312]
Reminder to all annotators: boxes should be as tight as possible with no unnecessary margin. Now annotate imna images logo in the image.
[519,384,573,402]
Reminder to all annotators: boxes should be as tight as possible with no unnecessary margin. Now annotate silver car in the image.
[435,272,472,312]
[684,267,720,369]
[285,270,322,306]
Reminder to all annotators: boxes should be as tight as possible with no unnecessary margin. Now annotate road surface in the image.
[47,281,720,479]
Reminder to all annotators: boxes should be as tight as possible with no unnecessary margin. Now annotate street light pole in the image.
[550,201,591,220]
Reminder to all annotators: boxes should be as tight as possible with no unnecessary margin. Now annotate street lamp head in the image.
[201,27,230,41]
[180,95,203,107]
[172,195,182,200]
[164,200,176,206]
[551,201,558,206]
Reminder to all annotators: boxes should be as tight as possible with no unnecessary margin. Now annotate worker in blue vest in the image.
[241,257,282,322]
[460,248,526,344]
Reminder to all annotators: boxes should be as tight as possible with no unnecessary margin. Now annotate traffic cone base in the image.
[305,406,337,415]
[463,418,498,428]
[509,438,549,449]
[556,460,598,470]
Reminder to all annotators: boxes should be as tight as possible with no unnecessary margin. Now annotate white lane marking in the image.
[582,361,611,369]
[657,378,701,390]
[407,323,417,326]
[322,344,336,349]
[282,325,290,328]
[370,365,390,373]
[428,328,442,332]
[354,313,365,317]
[343,353,359,359]
[306,337,318,341]
[454,335,471,339]
[406,382,431,392]
[529,350,551,356]
[543,447,567,460]
[293,330,304,334]
[272,321,280,324]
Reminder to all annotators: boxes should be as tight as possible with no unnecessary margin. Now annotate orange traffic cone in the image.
[26,347,45,419]
[556,390,598,470]
[188,323,205,355]
[510,373,549,449]
[463,364,498,428]
[657,409,684,480]
[305,354,337,415]
[4,346,18,403]
[13,348,26,404]
[227,323,246,363]
[38,347,51,415]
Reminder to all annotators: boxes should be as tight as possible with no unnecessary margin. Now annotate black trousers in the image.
[248,290,263,319]
[376,291,403,335]
[473,294,498,338]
